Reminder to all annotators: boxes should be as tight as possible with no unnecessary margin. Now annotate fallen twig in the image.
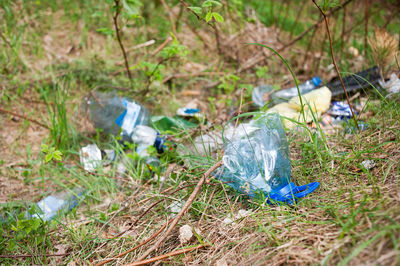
[0,253,70,259]
[127,40,155,52]
[151,36,173,56]
[136,160,223,261]
[0,107,49,129]
[124,244,207,266]
[95,219,173,266]
[312,0,360,132]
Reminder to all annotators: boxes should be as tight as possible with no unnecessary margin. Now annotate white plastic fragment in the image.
[169,201,185,216]
[179,224,193,244]
[131,125,157,157]
[362,160,376,170]
[383,73,400,94]
[79,144,102,172]
[236,209,252,219]
[222,209,252,226]
[117,162,127,175]
[223,217,234,225]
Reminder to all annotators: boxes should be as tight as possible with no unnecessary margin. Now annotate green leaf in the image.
[188,6,202,15]
[122,0,142,17]
[205,11,213,22]
[210,0,222,7]
[212,12,224,22]
[202,1,213,8]
[41,144,49,153]
[96,27,114,36]
[53,150,63,161]
[45,153,53,163]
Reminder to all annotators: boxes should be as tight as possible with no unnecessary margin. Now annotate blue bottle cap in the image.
[312,76,322,87]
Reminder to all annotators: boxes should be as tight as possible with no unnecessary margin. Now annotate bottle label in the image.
[115,100,141,137]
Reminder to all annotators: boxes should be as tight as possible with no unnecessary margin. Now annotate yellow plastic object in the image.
[289,86,332,113]
[266,86,332,129]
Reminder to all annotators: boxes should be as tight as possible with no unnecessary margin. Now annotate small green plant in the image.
[188,0,224,23]
[41,144,63,163]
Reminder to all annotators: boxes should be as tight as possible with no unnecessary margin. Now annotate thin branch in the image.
[0,107,49,129]
[124,244,207,266]
[113,0,133,84]
[159,0,177,37]
[364,0,369,55]
[95,219,173,266]
[136,160,223,261]
[312,0,360,132]
[0,253,69,259]
[151,36,173,55]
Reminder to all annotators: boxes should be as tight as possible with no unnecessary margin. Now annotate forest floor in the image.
[1,1,400,265]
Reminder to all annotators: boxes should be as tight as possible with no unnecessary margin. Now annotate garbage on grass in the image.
[271,76,322,104]
[86,91,150,141]
[266,86,332,129]
[379,73,400,96]
[222,209,253,225]
[151,115,198,134]
[79,144,102,172]
[179,224,193,243]
[252,85,273,107]
[193,122,259,155]
[326,66,381,96]
[362,160,376,170]
[215,113,319,204]
[31,188,85,221]
[169,200,185,216]
[131,125,158,156]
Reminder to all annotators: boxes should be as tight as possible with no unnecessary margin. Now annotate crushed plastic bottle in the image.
[271,77,322,104]
[85,91,149,141]
[252,85,274,107]
[31,188,85,221]
[215,113,319,204]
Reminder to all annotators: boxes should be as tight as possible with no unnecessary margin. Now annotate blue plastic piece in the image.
[215,113,319,204]
[184,108,200,114]
[266,182,320,204]
[154,134,166,153]
[312,76,322,87]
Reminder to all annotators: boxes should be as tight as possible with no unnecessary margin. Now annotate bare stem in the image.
[113,0,133,84]
[312,0,360,132]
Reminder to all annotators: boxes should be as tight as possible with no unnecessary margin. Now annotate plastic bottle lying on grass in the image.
[85,91,149,141]
[31,188,85,221]
[270,77,322,104]
[215,113,319,204]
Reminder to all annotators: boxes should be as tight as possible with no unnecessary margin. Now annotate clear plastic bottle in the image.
[85,91,149,141]
[215,113,319,204]
[31,188,85,221]
[271,76,322,104]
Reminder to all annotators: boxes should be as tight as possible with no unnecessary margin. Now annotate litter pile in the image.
[27,66,399,221]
